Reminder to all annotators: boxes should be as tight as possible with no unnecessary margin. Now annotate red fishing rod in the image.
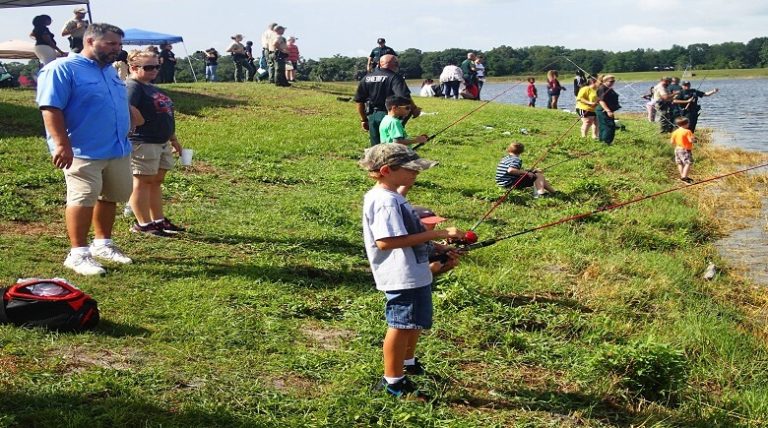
[462,161,768,251]
[413,59,563,150]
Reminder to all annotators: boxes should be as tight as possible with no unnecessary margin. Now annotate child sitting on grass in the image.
[670,116,696,183]
[495,142,556,197]
[379,95,429,146]
[360,144,466,399]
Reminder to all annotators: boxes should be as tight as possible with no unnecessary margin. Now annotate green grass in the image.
[1,82,767,427]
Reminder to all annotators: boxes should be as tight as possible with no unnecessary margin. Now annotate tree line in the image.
[3,37,767,84]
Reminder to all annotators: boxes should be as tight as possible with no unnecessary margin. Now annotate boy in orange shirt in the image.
[670,117,696,183]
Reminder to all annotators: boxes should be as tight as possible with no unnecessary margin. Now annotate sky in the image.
[1,0,767,61]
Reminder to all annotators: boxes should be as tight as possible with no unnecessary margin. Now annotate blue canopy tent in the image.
[122,28,197,82]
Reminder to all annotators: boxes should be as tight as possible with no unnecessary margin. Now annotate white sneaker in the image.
[63,252,106,276]
[90,243,133,264]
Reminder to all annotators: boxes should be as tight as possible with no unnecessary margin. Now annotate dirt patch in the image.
[54,346,145,373]
[271,374,317,396]
[0,221,61,237]
[0,354,23,375]
[299,322,355,351]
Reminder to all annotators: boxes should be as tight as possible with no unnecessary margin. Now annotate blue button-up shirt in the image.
[36,53,131,160]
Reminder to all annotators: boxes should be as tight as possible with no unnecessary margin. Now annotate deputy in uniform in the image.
[354,54,421,146]
[367,38,396,73]
[673,81,719,133]
[61,7,89,53]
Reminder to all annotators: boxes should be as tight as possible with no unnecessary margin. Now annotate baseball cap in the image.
[74,6,86,13]
[681,80,691,86]
[359,144,438,172]
[413,206,447,225]
[377,38,386,44]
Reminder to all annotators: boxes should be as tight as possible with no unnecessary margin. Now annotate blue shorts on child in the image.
[385,284,433,329]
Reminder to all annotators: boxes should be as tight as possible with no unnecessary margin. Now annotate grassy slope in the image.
[1,83,767,427]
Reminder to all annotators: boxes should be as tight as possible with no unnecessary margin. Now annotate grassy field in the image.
[1,82,768,427]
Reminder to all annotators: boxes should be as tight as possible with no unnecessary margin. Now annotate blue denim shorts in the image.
[384,284,433,329]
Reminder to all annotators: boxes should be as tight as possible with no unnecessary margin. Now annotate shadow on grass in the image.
[182,232,364,258]
[0,101,44,138]
[161,88,249,117]
[95,319,151,338]
[0,391,246,427]
[451,387,633,426]
[493,293,594,313]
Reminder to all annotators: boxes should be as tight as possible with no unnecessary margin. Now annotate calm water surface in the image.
[413,78,768,152]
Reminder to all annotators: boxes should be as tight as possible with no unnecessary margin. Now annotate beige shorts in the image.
[131,142,175,175]
[64,156,132,206]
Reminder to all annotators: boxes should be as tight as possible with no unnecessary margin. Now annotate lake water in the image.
[413,78,768,153]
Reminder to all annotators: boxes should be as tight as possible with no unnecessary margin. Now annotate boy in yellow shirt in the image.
[670,117,696,183]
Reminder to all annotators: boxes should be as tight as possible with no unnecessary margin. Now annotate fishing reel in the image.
[431,231,478,263]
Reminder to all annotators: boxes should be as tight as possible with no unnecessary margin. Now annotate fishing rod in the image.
[413,58,563,150]
[468,117,582,231]
[461,161,768,251]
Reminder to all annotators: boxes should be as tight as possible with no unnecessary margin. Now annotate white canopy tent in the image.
[0,0,92,22]
[0,39,36,59]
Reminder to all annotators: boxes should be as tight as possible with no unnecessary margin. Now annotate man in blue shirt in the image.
[37,23,133,276]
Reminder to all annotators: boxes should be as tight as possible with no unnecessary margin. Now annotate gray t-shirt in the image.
[362,187,432,291]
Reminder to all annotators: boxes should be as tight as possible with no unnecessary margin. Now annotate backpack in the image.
[0,278,99,332]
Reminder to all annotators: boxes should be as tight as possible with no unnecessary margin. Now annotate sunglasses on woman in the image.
[136,64,161,71]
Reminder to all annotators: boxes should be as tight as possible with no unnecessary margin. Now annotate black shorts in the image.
[503,174,536,188]
[577,108,596,118]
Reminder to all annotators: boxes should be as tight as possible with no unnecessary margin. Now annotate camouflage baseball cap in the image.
[359,144,438,172]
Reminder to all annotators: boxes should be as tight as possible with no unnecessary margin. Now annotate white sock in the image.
[537,190,547,195]
[70,246,90,256]
[139,221,152,227]
[153,218,165,224]
[92,238,112,247]
[404,358,415,366]
[383,375,404,384]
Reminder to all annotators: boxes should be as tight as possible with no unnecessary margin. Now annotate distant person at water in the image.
[641,86,656,122]
[668,77,682,96]
[368,38,396,73]
[576,78,599,139]
[460,52,477,87]
[673,81,719,133]
[286,36,300,82]
[419,79,441,97]
[573,70,587,95]
[31,15,66,65]
[474,55,486,99]
[270,25,290,87]
[260,23,278,82]
[596,74,621,145]
[226,34,247,82]
[354,54,420,146]
[204,48,219,82]
[439,60,463,99]
[244,41,258,82]
[653,77,674,133]
[526,77,537,107]
[61,7,88,53]
[126,49,186,237]
[670,116,696,183]
[546,70,565,109]
[495,142,556,198]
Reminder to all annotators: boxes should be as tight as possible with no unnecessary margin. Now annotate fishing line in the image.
[413,58,563,150]
[464,161,768,251]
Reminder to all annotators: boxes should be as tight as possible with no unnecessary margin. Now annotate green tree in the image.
[397,48,423,79]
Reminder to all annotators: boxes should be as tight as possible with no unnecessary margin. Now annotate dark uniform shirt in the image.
[675,88,706,108]
[460,59,477,83]
[369,46,397,68]
[353,68,411,112]
[597,86,621,111]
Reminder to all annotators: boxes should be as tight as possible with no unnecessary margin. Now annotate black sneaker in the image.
[130,221,173,237]
[681,177,694,184]
[374,376,424,399]
[404,359,425,376]
[157,218,186,233]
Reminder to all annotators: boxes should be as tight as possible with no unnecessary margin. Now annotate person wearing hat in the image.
[367,38,397,73]
[261,23,278,83]
[285,36,300,82]
[673,81,719,133]
[653,76,675,133]
[61,7,89,53]
[354,54,421,146]
[226,34,247,82]
[270,26,290,87]
[360,143,467,398]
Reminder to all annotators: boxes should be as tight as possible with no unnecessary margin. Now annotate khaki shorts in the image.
[674,148,694,165]
[64,156,132,206]
[131,142,175,176]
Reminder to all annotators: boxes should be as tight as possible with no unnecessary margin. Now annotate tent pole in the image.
[86,2,93,23]
[182,42,197,82]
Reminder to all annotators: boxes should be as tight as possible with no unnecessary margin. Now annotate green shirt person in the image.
[379,95,428,146]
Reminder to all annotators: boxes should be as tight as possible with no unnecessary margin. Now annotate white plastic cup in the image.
[180,149,193,166]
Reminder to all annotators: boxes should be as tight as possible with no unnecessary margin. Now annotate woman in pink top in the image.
[285,36,300,82]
